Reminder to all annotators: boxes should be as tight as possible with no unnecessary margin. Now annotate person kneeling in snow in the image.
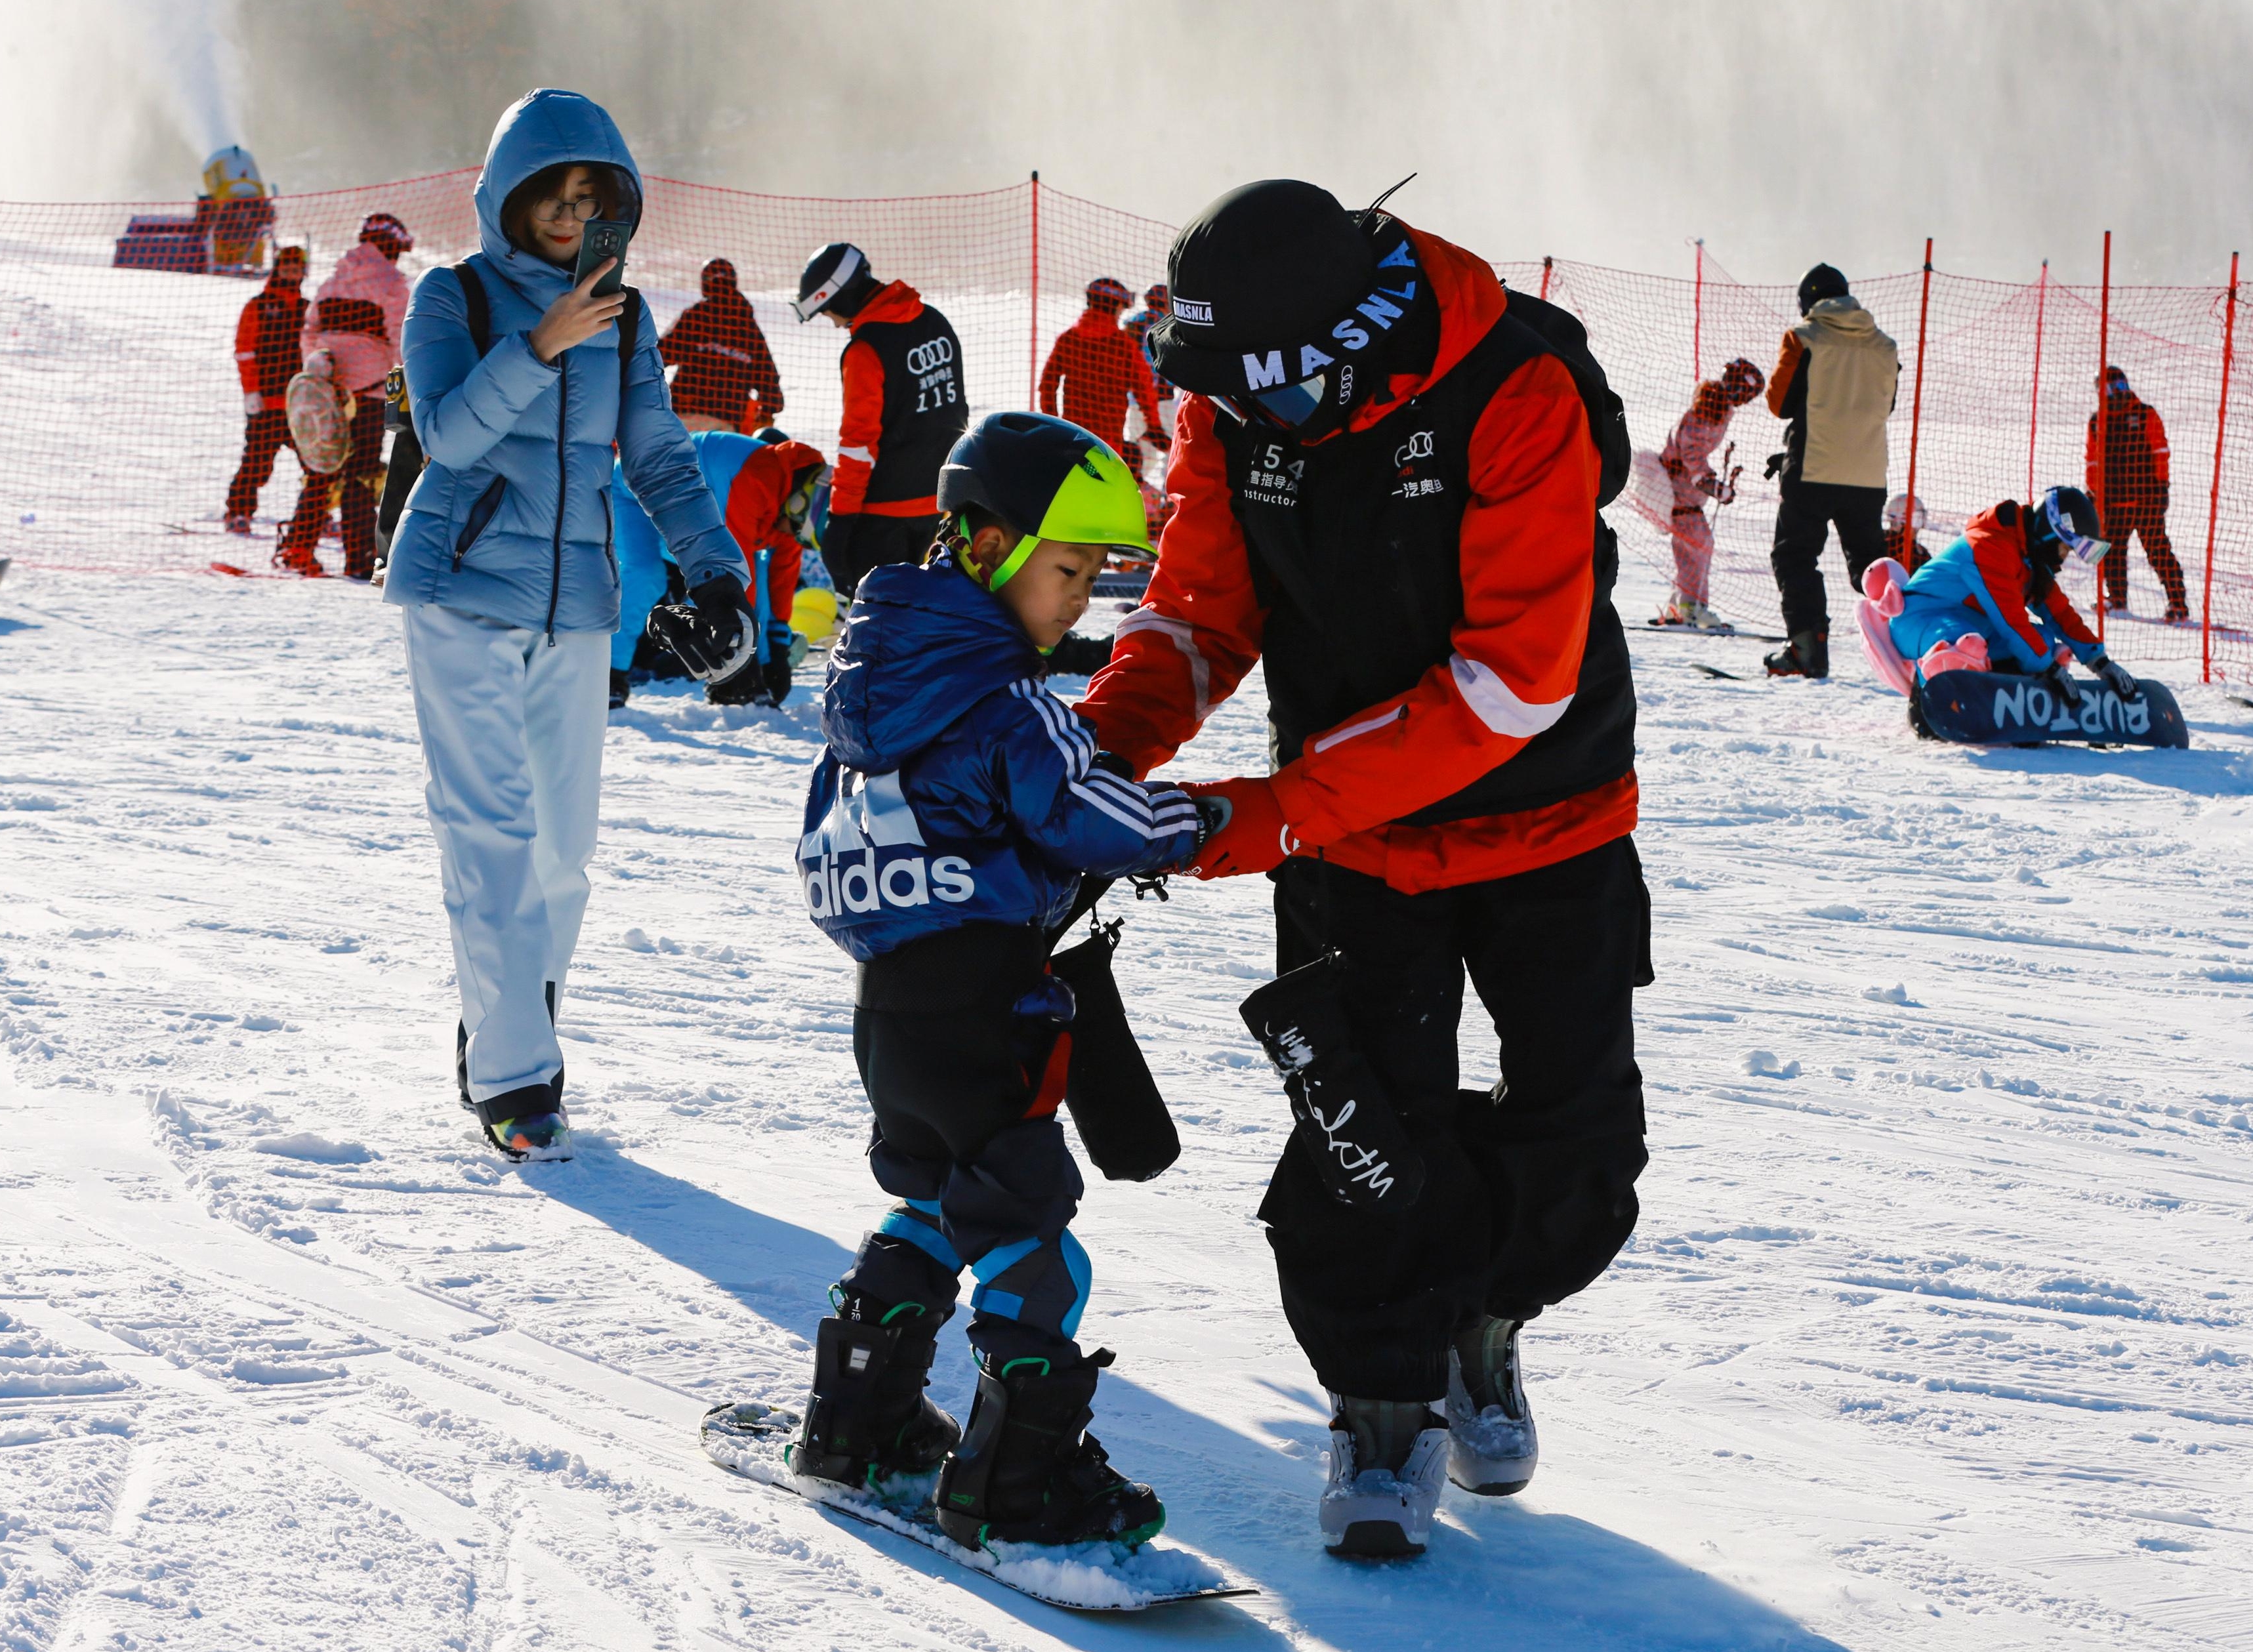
[611,429,827,709]
[1883,486,2137,723]
[790,412,1202,1552]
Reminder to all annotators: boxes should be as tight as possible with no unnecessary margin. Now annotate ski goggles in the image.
[2045,493,2110,567]
[1217,373,1328,431]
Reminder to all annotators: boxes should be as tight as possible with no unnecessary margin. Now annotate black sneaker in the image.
[1764,629,1829,678]
[935,1350,1163,1551]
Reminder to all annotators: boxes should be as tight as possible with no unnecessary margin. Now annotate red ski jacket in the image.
[1964,503,2100,659]
[1079,225,1638,894]
[234,275,306,409]
[1039,306,1167,457]
[832,281,965,520]
[659,260,785,427]
[724,438,825,620]
[2085,394,2170,506]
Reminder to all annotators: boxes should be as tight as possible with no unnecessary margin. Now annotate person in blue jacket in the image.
[1888,487,2137,707]
[787,413,1203,1553]
[610,429,827,708]
[387,89,748,1161]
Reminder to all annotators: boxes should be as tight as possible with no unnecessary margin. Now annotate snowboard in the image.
[699,1400,1255,1613]
[1917,669,2190,748]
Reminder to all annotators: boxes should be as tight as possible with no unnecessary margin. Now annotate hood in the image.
[473,88,642,302]
[1963,501,2026,558]
[701,257,741,300]
[850,280,924,331]
[1804,294,1878,339]
[1342,222,1507,436]
[821,556,1040,772]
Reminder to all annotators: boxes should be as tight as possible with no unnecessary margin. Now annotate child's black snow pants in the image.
[838,922,1092,1372]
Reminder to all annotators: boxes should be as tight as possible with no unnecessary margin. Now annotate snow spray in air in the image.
[114,0,247,158]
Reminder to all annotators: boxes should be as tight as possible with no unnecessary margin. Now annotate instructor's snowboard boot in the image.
[1764,629,1829,678]
[1319,1394,1449,1558]
[1239,954,1426,1212]
[790,1294,961,1493]
[1445,1316,1539,1496]
[474,1084,572,1161]
[935,1350,1163,1551]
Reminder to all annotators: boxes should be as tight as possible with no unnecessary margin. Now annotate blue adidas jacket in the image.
[384,89,736,633]
[800,558,1201,962]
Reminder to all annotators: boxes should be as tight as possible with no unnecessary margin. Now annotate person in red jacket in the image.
[1081,180,1647,1557]
[224,244,307,531]
[1039,276,1170,463]
[658,257,785,432]
[2086,365,2189,621]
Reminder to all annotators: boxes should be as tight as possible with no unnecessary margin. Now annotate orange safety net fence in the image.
[1,171,2243,678]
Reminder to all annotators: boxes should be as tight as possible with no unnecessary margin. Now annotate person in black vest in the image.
[792,243,966,594]
[1077,180,1649,1558]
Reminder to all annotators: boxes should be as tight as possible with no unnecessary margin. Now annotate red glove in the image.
[1182,777,1300,880]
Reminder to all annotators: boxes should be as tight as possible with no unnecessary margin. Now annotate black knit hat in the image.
[1147,180,1418,400]
[1796,263,1850,315]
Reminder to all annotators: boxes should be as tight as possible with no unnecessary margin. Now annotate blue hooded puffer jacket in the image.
[800,558,1201,962]
[384,89,735,633]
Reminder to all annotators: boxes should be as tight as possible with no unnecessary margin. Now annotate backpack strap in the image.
[451,261,491,358]
[617,285,642,406]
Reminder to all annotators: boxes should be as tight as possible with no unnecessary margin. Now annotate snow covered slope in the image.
[3,551,2249,1651]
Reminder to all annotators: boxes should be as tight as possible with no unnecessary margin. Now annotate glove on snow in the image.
[648,575,756,686]
[1239,953,1425,1212]
[2096,657,2139,699]
[1182,777,1296,879]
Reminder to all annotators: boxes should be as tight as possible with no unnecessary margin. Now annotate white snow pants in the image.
[401,604,609,1105]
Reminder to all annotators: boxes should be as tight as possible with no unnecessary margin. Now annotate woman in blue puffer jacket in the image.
[389,89,742,1160]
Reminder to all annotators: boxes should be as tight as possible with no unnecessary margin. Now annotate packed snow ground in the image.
[3,545,2252,1651]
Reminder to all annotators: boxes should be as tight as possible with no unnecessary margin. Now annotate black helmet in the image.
[1146,178,1421,435]
[795,242,878,322]
[938,413,1149,557]
[1797,263,1850,315]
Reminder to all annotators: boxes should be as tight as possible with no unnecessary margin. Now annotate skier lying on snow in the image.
[789,411,1207,1552]
[1874,485,2138,715]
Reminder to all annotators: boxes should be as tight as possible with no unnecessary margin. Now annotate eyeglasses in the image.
[531,196,603,224]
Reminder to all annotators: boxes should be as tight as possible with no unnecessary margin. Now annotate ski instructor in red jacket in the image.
[1079,180,1649,1556]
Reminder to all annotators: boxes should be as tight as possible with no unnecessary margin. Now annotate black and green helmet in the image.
[936,413,1149,588]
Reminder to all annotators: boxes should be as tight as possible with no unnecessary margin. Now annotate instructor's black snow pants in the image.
[839,924,1091,1372]
[1261,836,1651,1402]
[1770,478,1887,638]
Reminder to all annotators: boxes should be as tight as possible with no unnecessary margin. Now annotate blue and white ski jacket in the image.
[800,557,1201,962]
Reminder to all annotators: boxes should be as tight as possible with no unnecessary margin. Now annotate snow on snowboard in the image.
[699,1401,1256,1612]
[1918,669,2191,748]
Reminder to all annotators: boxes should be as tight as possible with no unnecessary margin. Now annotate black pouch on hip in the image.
[1047,918,1180,1182]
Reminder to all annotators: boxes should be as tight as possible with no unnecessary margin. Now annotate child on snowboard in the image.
[791,411,1204,1552]
[1885,485,2138,713]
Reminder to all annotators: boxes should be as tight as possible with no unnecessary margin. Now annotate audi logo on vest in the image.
[905,337,955,376]
[802,846,977,920]
[1395,430,1436,467]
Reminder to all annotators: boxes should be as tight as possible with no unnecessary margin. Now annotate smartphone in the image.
[574,220,630,295]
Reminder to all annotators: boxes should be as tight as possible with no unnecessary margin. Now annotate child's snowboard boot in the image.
[934,1350,1163,1550]
[790,1293,961,1492]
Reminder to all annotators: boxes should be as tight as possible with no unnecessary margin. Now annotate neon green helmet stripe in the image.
[1037,444,1149,554]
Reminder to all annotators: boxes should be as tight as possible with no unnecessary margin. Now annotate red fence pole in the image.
[1027,171,1041,409]
[1692,238,1705,382]
[1902,237,1933,568]
[2027,259,2048,499]
[2096,228,2112,639]
[2203,251,2238,684]
[1539,255,1552,302]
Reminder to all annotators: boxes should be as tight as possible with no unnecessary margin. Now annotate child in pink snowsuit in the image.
[1659,358,1764,623]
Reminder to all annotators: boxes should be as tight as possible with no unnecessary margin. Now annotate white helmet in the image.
[1883,492,1927,533]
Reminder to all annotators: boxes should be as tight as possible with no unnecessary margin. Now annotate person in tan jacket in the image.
[1762,263,1898,676]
